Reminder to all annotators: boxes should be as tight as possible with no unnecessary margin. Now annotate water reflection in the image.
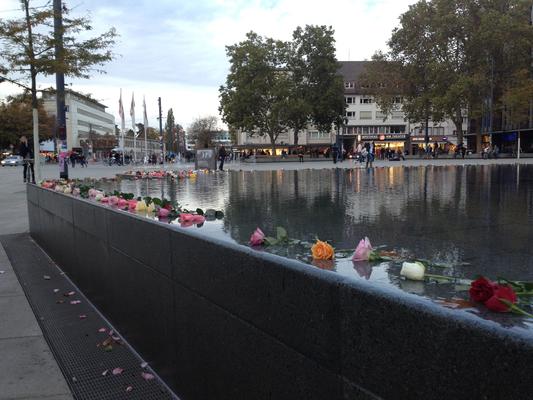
[98,165,533,327]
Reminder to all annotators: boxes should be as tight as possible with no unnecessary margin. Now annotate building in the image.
[42,90,116,157]
[339,61,467,155]
[236,61,468,155]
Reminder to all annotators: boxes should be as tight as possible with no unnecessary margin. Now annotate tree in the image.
[0,93,54,149]
[188,116,219,149]
[0,0,117,176]
[364,0,533,145]
[290,25,345,142]
[219,32,292,153]
[164,108,175,153]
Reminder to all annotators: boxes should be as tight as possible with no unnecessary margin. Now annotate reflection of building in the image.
[186,130,234,151]
[339,61,467,155]
[42,90,116,153]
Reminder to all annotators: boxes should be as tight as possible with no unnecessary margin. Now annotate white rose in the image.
[63,187,72,194]
[400,261,426,281]
[95,193,103,201]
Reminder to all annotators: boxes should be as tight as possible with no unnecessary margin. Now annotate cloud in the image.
[0,0,417,129]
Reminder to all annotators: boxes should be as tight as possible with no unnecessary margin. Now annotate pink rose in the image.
[88,188,97,197]
[179,213,205,225]
[249,227,265,246]
[352,237,374,261]
[127,200,138,210]
[108,196,119,205]
[158,208,170,218]
[117,198,128,208]
[100,197,109,203]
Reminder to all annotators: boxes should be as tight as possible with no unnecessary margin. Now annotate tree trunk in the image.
[24,0,40,181]
[293,129,299,145]
[454,107,463,145]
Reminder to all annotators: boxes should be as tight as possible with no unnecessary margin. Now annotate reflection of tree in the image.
[223,170,348,244]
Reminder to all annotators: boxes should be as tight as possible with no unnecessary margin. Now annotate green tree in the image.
[0,0,117,175]
[165,108,175,153]
[0,93,54,150]
[364,0,533,145]
[290,25,345,142]
[188,116,219,149]
[219,32,292,153]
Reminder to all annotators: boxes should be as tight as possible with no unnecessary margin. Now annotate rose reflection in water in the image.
[352,261,372,280]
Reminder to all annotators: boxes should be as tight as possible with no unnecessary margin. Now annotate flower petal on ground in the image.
[112,367,123,375]
[141,372,155,380]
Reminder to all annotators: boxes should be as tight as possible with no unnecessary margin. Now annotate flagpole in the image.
[131,92,136,164]
[143,95,148,165]
[119,89,125,165]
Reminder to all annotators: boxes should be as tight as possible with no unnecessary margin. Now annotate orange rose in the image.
[311,240,335,260]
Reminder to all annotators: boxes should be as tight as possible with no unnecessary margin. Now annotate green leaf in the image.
[276,226,288,241]
[196,208,204,216]
[152,198,162,206]
[264,236,278,246]
[143,196,152,205]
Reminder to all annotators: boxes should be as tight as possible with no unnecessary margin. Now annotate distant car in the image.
[1,155,24,166]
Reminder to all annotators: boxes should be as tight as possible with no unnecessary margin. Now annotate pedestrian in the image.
[332,144,339,164]
[19,136,35,183]
[218,145,227,171]
[365,142,375,168]
[298,147,304,163]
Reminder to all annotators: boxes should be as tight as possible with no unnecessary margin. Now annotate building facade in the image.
[42,90,116,156]
[339,61,467,155]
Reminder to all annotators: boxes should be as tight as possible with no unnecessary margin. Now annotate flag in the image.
[143,96,148,133]
[130,92,137,136]
[118,89,125,148]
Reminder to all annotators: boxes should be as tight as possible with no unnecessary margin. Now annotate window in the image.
[392,111,404,120]
[344,81,355,89]
[376,111,387,120]
[345,96,356,104]
[308,131,330,140]
[346,111,356,118]
[360,111,372,119]
[360,96,373,104]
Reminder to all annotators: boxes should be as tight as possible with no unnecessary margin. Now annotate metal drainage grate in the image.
[1,233,179,400]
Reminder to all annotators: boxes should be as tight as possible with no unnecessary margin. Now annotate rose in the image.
[469,277,497,303]
[311,240,334,260]
[484,285,517,312]
[108,196,119,206]
[127,200,137,210]
[352,237,374,261]
[95,193,104,201]
[180,213,206,224]
[157,208,170,218]
[135,200,147,212]
[117,198,128,208]
[72,188,80,196]
[400,261,425,281]
[249,228,265,246]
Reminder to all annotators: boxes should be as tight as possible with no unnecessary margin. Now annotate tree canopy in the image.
[0,93,54,150]
[363,0,533,143]
[188,116,219,149]
[219,26,345,150]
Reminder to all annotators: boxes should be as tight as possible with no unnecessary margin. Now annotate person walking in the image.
[218,145,227,171]
[19,136,35,183]
[332,144,339,164]
[297,147,304,163]
[365,142,375,168]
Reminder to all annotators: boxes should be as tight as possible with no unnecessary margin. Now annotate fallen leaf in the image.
[102,369,108,376]
[64,291,75,297]
[141,372,155,380]
[126,386,133,392]
[79,314,87,319]
[140,362,148,369]
[435,298,475,309]
[43,275,51,280]
[104,345,113,352]
[109,329,114,336]
[111,335,120,341]
[102,337,113,346]
[112,367,123,375]
[98,327,107,333]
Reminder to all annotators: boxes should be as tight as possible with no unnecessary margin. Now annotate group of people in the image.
[482,144,499,159]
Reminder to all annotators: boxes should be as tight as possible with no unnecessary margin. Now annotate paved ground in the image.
[0,156,532,399]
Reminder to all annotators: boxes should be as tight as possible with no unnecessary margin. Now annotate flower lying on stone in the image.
[311,240,334,260]
[179,213,205,224]
[352,237,374,261]
[400,261,426,281]
[157,208,170,218]
[249,227,265,246]
[469,277,519,313]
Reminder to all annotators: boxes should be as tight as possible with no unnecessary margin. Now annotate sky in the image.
[0,0,417,130]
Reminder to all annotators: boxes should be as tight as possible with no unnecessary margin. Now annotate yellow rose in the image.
[311,240,335,260]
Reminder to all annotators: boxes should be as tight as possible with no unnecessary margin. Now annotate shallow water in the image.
[97,164,533,330]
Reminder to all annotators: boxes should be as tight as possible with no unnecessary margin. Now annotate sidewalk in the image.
[0,240,73,400]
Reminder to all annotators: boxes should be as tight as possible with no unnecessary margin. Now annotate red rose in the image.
[484,285,517,313]
[469,277,497,303]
